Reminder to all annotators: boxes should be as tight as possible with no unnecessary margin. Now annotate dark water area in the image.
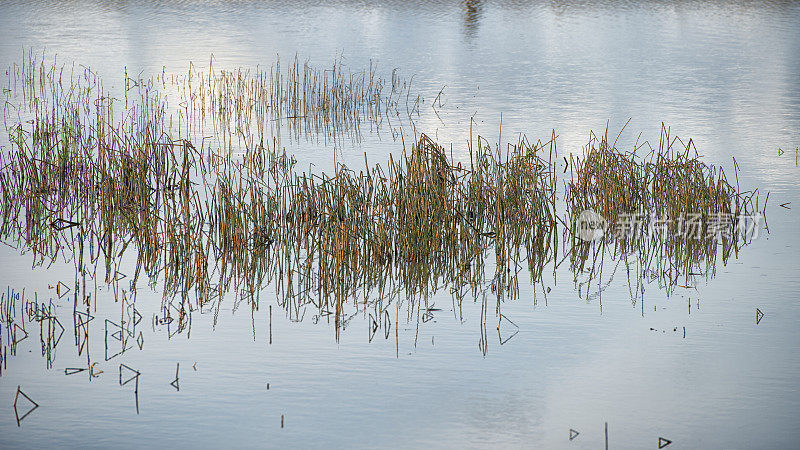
[0,1,799,448]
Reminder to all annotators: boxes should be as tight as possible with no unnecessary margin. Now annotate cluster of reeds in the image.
[0,54,557,322]
[168,55,417,152]
[0,52,765,340]
[565,125,762,297]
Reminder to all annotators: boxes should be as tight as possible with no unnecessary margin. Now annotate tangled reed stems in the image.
[566,126,762,299]
[0,52,764,339]
[169,54,416,151]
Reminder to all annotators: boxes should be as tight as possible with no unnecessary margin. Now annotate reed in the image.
[0,52,763,340]
[565,125,762,298]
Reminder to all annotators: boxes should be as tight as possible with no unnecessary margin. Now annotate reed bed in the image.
[171,54,417,151]
[0,53,557,320]
[0,52,764,339]
[565,126,762,297]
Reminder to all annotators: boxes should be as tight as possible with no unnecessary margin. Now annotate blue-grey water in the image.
[1,1,799,448]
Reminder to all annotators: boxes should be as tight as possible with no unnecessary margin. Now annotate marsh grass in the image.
[171,54,417,152]
[0,52,763,341]
[566,125,762,300]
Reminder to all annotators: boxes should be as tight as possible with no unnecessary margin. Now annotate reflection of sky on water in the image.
[1,2,796,177]
[0,0,798,447]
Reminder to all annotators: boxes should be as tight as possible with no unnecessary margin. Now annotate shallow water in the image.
[1,1,799,448]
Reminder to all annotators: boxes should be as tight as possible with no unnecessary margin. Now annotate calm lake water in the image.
[1,1,799,448]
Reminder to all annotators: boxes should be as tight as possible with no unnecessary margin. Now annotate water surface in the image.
[1,1,799,448]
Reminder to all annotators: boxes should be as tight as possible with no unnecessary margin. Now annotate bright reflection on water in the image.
[0,1,799,448]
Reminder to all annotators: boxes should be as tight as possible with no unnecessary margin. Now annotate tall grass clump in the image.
[566,125,762,296]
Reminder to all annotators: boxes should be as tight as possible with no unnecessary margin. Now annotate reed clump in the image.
[565,125,762,296]
[0,52,764,338]
[173,55,417,151]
